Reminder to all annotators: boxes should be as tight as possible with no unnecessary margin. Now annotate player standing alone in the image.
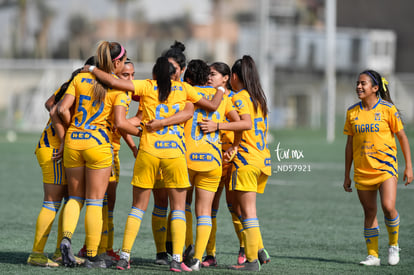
[343,70,413,266]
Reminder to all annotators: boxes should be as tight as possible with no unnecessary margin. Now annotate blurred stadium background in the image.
[1,0,414,137]
[1,1,414,273]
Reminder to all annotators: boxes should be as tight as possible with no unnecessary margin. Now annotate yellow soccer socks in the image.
[152,205,168,253]
[205,208,218,256]
[107,210,115,250]
[85,199,104,258]
[32,201,61,253]
[121,206,145,254]
[62,196,84,240]
[242,218,260,263]
[385,213,399,246]
[170,210,186,262]
[194,215,212,261]
[185,203,193,248]
[364,227,379,257]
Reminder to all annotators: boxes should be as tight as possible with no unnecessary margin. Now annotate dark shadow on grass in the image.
[129,257,239,272]
[0,251,28,264]
[218,251,353,265]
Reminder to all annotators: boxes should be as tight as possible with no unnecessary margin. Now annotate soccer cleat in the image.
[60,238,77,267]
[116,258,131,270]
[83,254,107,268]
[183,244,195,261]
[258,248,270,265]
[359,255,380,266]
[155,252,169,265]
[230,259,261,271]
[201,255,217,267]
[107,249,120,262]
[27,252,59,267]
[52,249,85,265]
[170,260,192,272]
[388,245,400,265]
[237,247,247,265]
[186,258,201,271]
[77,244,87,258]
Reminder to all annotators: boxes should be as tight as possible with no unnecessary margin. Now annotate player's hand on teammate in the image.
[145,120,163,133]
[52,143,64,162]
[223,146,238,163]
[199,118,218,133]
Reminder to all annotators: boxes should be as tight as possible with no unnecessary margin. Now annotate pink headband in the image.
[112,45,125,61]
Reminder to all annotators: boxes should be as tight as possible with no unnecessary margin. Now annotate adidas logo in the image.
[156,226,166,232]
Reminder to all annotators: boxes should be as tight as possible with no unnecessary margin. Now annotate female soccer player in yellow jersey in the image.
[215,56,272,272]
[343,70,412,266]
[155,41,188,263]
[57,41,139,268]
[87,56,224,272]
[178,59,251,271]
[76,59,138,261]
[106,59,137,260]
[199,61,247,267]
[27,64,92,268]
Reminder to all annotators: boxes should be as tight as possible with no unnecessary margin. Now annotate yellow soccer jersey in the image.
[110,92,132,153]
[36,87,65,150]
[132,79,203,158]
[343,99,403,185]
[220,90,236,152]
[232,89,271,176]
[185,86,235,172]
[65,72,124,150]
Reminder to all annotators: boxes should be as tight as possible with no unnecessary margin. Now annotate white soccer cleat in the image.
[359,255,380,266]
[388,245,400,265]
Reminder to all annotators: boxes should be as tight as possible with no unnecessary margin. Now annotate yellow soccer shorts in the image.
[355,182,382,191]
[64,144,112,169]
[153,169,166,189]
[35,147,67,185]
[131,150,191,189]
[355,174,397,191]
[230,164,268,194]
[188,167,222,192]
[354,172,397,191]
[109,151,120,183]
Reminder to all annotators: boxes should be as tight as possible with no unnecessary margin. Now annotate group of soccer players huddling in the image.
[28,40,272,272]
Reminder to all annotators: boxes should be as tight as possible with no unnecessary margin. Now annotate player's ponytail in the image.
[153,56,176,102]
[94,41,126,103]
[232,55,268,117]
[361,69,404,123]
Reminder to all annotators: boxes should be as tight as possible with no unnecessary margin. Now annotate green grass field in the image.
[1,127,413,274]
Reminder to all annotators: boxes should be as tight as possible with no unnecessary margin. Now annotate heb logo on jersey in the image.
[155,140,178,149]
[190,153,213,162]
[354,123,379,133]
[71,131,91,140]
